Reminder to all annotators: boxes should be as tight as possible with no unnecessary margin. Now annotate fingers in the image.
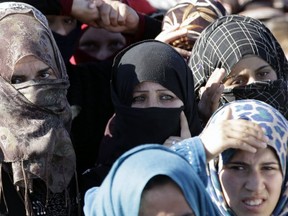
[88,0,104,9]
[225,129,267,152]
[200,119,268,162]
[92,1,138,33]
[180,112,191,138]
[206,68,226,87]
[219,107,232,121]
[155,27,188,44]
[163,136,184,147]
[226,120,268,145]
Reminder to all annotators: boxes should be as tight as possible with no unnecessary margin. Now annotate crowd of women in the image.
[0,0,287,215]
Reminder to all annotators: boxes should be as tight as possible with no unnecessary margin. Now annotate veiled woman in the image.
[189,15,288,122]
[0,2,78,215]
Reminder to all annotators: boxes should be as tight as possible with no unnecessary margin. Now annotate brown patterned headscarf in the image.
[162,0,226,50]
[0,2,76,194]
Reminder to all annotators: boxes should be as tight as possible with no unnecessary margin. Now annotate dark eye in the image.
[228,165,246,171]
[38,69,55,79]
[132,95,146,104]
[261,165,280,172]
[230,76,248,86]
[109,41,125,51]
[11,76,25,84]
[80,42,99,51]
[256,71,270,79]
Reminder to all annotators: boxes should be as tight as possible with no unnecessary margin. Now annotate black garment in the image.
[67,61,114,174]
[189,15,288,118]
[0,0,61,14]
[0,168,79,216]
[89,40,201,187]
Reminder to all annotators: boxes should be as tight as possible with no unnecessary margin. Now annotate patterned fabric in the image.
[206,99,288,215]
[162,0,226,50]
[0,1,76,195]
[84,144,220,216]
[189,15,288,118]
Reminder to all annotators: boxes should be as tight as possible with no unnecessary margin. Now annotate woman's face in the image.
[219,147,283,216]
[131,82,184,108]
[46,15,77,36]
[139,180,194,216]
[12,55,56,84]
[223,56,277,88]
[79,27,126,61]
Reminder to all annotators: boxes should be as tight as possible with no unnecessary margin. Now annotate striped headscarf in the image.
[162,0,226,50]
[206,99,288,215]
[189,15,288,118]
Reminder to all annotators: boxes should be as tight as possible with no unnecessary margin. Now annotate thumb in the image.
[220,107,233,121]
[180,111,191,138]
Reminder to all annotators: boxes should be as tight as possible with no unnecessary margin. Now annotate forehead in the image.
[133,81,168,91]
[230,147,279,163]
[231,56,272,73]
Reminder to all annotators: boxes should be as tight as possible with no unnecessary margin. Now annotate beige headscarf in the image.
[0,1,76,196]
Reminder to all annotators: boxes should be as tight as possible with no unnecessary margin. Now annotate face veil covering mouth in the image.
[220,80,288,119]
[0,3,76,214]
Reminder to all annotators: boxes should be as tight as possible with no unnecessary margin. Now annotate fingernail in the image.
[260,142,267,148]
[264,135,270,143]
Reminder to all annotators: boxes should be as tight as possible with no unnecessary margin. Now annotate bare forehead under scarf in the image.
[0,13,60,81]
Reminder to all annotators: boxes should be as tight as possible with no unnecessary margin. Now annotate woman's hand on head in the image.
[155,26,191,59]
[199,107,269,162]
[164,112,191,147]
[198,68,225,122]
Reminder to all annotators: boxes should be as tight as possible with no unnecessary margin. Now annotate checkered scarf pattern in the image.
[189,15,288,118]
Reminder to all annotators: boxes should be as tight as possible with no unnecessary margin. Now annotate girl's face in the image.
[12,55,56,84]
[219,147,283,216]
[223,56,277,88]
[131,82,184,108]
[139,180,194,216]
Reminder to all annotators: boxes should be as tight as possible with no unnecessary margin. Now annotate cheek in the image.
[269,71,278,80]
[219,171,241,204]
[267,174,283,199]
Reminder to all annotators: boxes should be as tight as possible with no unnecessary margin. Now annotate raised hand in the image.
[155,25,192,59]
[198,68,225,122]
[164,112,191,147]
[199,107,268,162]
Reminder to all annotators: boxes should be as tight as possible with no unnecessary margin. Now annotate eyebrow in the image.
[38,67,51,73]
[227,161,279,166]
[255,65,271,72]
[224,65,272,81]
[134,89,170,92]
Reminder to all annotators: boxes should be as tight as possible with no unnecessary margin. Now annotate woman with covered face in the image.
[83,39,201,186]
[0,2,78,215]
[189,15,288,122]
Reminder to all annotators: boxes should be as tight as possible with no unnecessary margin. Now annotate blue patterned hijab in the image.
[84,144,219,216]
[206,99,288,215]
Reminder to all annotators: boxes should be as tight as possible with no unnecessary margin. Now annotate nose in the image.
[52,24,67,36]
[244,170,265,192]
[247,76,257,85]
[94,48,111,61]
